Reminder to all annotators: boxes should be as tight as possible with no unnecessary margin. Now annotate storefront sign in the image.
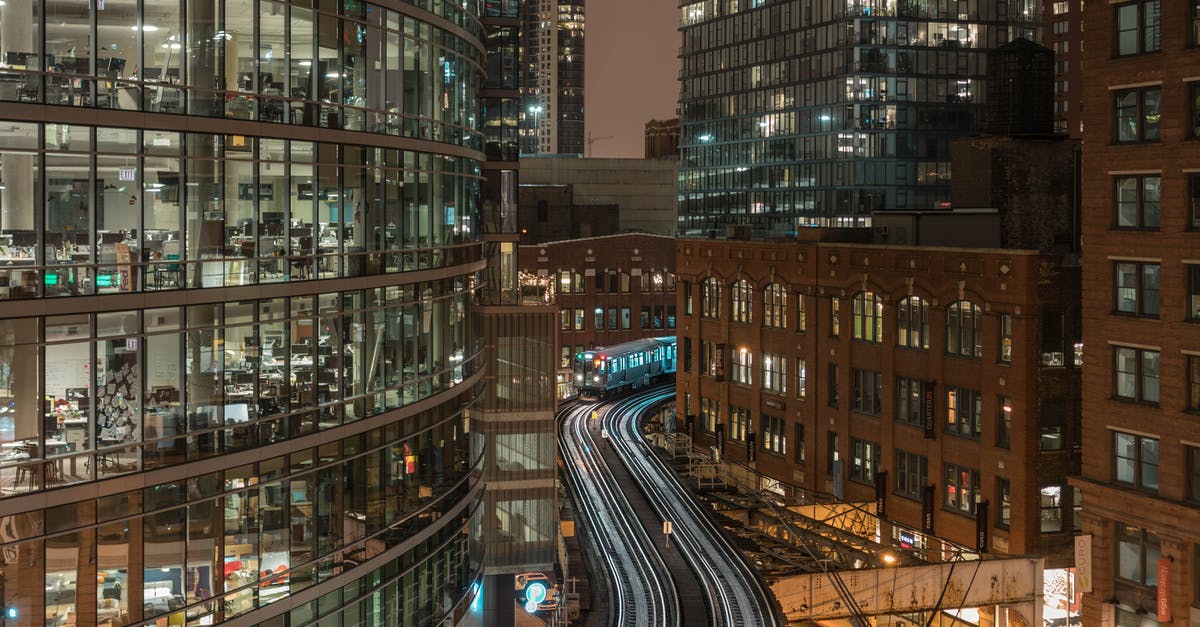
[1074,535,1093,593]
[1157,557,1171,622]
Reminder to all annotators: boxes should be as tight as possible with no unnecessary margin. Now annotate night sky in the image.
[585,0,681,158]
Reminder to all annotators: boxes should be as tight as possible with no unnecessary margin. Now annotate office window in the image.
[944,463,980,516]
[997,395,1012,448]
[700,397,720,433]
[897,296,929,350]
[827,431,839,473]
[732,348,753,385]
[729,405,750,442]
[573,308,584,330]
[1188,266,1200,320]
[830,297,840,337]
[1040,485,1064,532]
[763,283,788,329]
[1114,431,1159,491]
[1073,487,1082,531]
[997,478,1012,529]
[560,309,570,331]
[667,305,676,329]
[561,346,571,369]
[999,313,1013,363]
[851,368,882,415]
[850,439,879,484]
[895,450,927,500]
[851,291,883,342]
[1115,175,1161,229]
[1115,0,1161,56]
[796,293,807,332]
[701,341,723,379]
[1053,0,1069,12]
[761,414,786,455]
[827,363,839,407]
[796,358,807,399]
[1114,261,1160,315]
[701,277,721,319]
[684,281,693,316]
[593,307,603,330]
[640,306,650,329]
[1115,87,1161,143]
[946,386,982,439]
[895,377,928,426]
[1187,445,1200,502]
[946,301,982,358]
[620,307,631,329]
[794,423,805,464]
[1040,399,1067,451]
[762,352,787,394]
[1117,523,1161,587]
[607,307,618,330]
[731,279,752,324]
[1113,346,1159,403]
[1189,355,1200,411]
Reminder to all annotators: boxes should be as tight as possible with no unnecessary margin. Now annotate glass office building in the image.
[677,0,1039,235]
[0,0,487,625]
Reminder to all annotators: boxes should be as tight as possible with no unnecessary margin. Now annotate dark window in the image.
[1116,523,1161,587]
[827,363,839,407]
[640,306,650,329]
[895,449,927,500]
[1040,485,1064,532]
[1187,265,1200,319]
[794,422,805,465]
[850,439,879,484]
[1191,84,1200,138]
[1040,399,1066,451]
[729,405,749,442]
[682,337,692,373]
[1191,175,1200,231]
[1114,431,1159,491]
[1189,355,1200,411]
[1114,175,1160,229]
[1114,0,1160,55]
[997,395,1012,448]
[896,377,928,426]
[1192,0,1200,47]
[1113,346,1160,403]
[945,386,983,439]
[684,281,693,316]
[1114,87,1161,143]
[1114,261,1160,315]
[897,296,930,350]
[827,431,839,474]
[851,368,882,415]
[1188,445,1200,502]
[998,313,1013,363]
[946,301,982,358]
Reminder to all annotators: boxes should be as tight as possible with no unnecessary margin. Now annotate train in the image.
[572,336,677,398]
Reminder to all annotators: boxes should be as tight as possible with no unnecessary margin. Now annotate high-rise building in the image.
[1076,2,1199,625]
[522,0,585,155]
[1045,0,1084,137]
[677,0,1040,235]
[0,1,488,625]
[645,118,682,159]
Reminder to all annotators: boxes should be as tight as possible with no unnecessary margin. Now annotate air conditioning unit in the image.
[1042,352,1065,367]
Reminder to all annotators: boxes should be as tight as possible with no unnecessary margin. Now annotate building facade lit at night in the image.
[0,0,490,624]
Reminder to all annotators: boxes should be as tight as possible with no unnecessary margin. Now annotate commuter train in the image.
[573,336,677,398]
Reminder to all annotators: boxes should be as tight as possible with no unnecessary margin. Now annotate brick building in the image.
[645,118,681,159]
[518,233,677,395]
[675,231,1081,569]
[1075,1,1200,625]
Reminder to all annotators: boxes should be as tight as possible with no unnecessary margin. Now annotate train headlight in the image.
[592,376,599,382]
[575,374,583,381]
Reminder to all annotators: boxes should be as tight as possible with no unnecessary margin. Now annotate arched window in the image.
[731,280,752,324]
[851,291,882,342]
[947,300,983,357]
[763,283,788,329]
[701,277,721,319]
[897,296,929,349]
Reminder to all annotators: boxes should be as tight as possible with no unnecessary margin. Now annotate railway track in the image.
[560,386,781,626]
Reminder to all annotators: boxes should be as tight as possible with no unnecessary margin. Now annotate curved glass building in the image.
[0,0,487,625]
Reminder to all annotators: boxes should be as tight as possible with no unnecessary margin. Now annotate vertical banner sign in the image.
[747,432,756,462]
[1157,557,1171,622]
[716,423,725,453]
[922,485,935,534]
[832,459,844,500]
[1074,535,1093,593]
[874,470,888,519]
[923,385,936,439]
[975,500,989,552]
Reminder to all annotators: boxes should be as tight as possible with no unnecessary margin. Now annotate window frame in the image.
[946,300,983,358]
[1113,0,1161,56]
[851,367,882,416]
[1113,430,1159,492]
[1112,345,1160,404]
[849,438,879,485]
[945,386,983,439]
[701,277,721,319]
[943,462,981,517]
[997,478,1012,529]
[895,449,927,500]
[897,296,929,350]
[851,291,883,343]
[1114,86,1161,144]
[731,279,753,324]
[895,377,928,426]
[762,352,787,394]
[763,283,788,329]
[732,347,753,386]
[1116,522,1161,588]
[1113,175,1161,230]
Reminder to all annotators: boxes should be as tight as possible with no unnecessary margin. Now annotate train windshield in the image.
[575,352,605,378]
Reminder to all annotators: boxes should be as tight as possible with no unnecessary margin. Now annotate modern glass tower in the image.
[0,0,488,625]
[521,0,584,155]
[677,0,1040,235]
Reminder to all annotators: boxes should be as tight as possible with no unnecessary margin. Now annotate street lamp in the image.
[528,105,543,153]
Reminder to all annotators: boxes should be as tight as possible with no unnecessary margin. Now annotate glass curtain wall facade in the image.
[0,0,488,625]
[677,0,1040,235]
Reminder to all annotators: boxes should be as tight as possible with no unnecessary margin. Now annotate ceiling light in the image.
[132,24,159,32]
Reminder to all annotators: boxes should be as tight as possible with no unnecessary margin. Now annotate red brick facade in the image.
[1077,2,1200,624]
[676,236,1080,564]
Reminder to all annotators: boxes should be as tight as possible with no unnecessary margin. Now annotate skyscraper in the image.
[0,0,488,624]
[522,0,585,155]
[677,0,1040,235]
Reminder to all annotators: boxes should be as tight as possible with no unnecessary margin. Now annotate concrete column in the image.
[482,573,516,627]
